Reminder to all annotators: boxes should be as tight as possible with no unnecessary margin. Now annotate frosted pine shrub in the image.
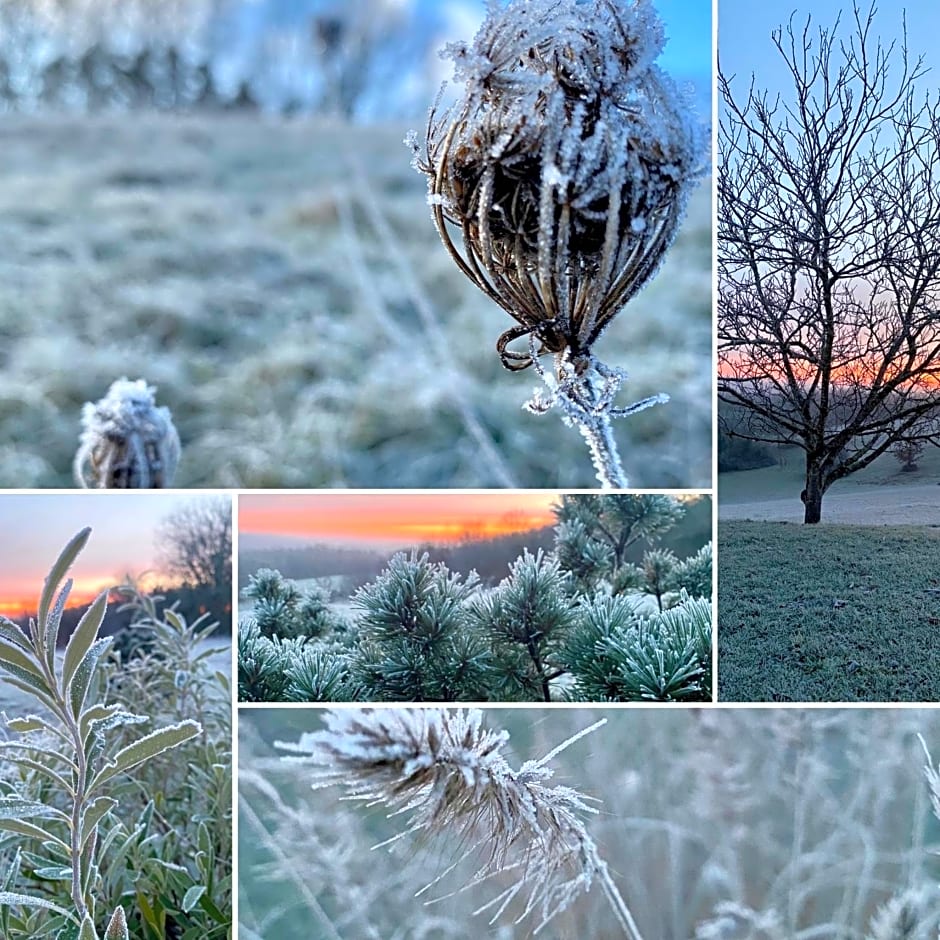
[466,549,576,701]
[74,378,180,488]
[277,707,645,938]
[413,0,705,487]
[237,534,714,703]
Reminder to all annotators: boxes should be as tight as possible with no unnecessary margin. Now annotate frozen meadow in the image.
[0,112,711,488]
[240,707,940,939]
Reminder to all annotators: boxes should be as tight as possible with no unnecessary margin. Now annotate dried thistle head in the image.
[278,708,610,932]
[74,378,180,488]
[414,0,704,371]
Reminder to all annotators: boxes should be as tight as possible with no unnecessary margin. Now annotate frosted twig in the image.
[525,340,668,488]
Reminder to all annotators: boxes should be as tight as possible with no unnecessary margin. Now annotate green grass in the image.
[718,521,940,702]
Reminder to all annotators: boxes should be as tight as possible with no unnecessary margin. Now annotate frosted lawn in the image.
[0,114,710,488]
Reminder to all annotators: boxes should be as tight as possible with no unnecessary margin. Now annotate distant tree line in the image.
[240,499,712,594]
[0,0,445,118]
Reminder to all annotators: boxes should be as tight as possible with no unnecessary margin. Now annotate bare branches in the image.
[719,2,940,521]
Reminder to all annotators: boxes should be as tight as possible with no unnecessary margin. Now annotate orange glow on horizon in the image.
[239,494,560,546]
[719,351,940,389]
[0,572,172,621]
[0,579,114,620]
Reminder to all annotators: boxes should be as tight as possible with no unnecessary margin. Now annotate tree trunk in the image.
[801,462,825,524]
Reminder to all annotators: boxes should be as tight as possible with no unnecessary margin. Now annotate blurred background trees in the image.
[0,0,466,118]
[156,495,232,632]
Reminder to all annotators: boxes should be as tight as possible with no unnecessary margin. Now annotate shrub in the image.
[349,552,491,701]
[238,538,713,703]
[563,593,712,701]
[717,432,776,472]
[0,529,218,939]
[243,569,343,640]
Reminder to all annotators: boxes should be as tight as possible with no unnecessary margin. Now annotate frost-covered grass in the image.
[239,707,940,940]
[719,521,940,701]
[0,112,711,488]
[719,443,940,519]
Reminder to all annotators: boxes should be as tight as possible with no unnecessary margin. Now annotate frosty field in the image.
[240,707,940,939]
[720,444,940,524]
[718,521,940,701]
[0,113,711,488]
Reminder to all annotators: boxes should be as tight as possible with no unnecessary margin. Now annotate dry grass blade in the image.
[276,708,644,938]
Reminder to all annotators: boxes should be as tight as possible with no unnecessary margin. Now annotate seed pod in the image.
[74,378,181,488]
[415,0,704,370]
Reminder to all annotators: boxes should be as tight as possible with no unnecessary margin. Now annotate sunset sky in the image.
[239,492,560,549]
[0,494,225,618]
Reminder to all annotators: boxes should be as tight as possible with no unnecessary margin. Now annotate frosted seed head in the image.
[416,0,705,370]
[277,707,607,932]
[74,378,180,489]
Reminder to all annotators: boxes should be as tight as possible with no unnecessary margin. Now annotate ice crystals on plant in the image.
[411,0,705,486]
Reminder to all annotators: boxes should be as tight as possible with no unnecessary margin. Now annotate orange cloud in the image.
[0,576,118,621]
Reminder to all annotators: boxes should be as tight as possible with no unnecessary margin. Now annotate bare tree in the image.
[892,435,925,472]
[719,3,940,523]
[157,497,232,592]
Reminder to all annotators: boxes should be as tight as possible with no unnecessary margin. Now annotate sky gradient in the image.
[239,492,559,549]
[720,0,940,95]
[445,0,711,89]
[0,494,226,617]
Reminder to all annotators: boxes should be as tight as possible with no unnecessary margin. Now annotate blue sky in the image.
[645,0,712,81]
[720,0,940,94]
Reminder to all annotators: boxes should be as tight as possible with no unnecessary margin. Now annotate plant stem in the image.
[574,410,629,489]
[33,646,90,921]
[548,356,630,489]
[66,713,89,921]
[585,843,644,940]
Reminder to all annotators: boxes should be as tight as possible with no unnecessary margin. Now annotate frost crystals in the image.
[412,0,705,487]
[74,378,180,489]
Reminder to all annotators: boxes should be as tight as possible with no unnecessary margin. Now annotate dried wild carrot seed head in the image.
[414,0,704,371]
